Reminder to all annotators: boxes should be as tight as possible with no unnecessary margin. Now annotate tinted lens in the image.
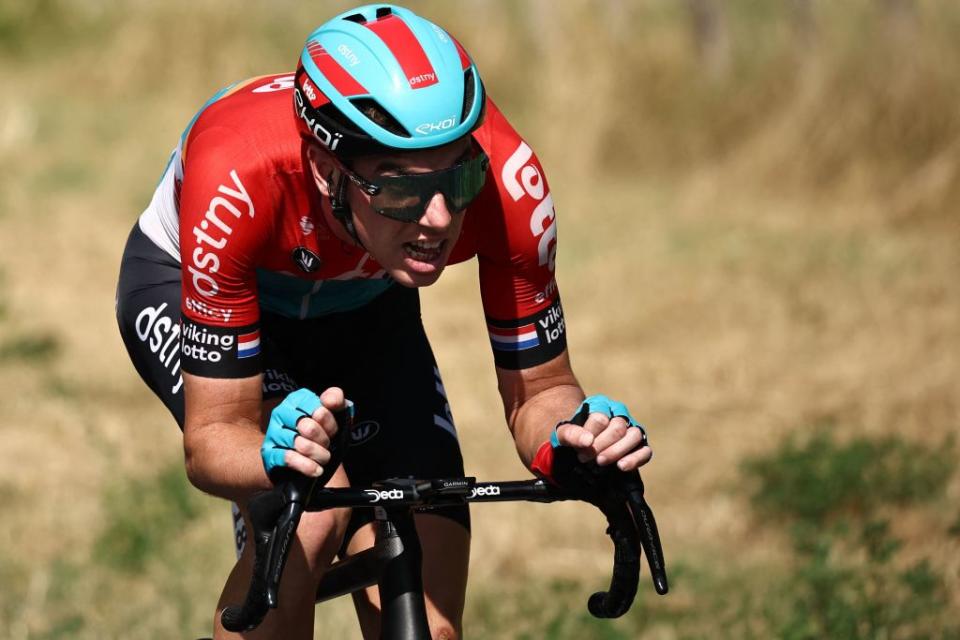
[371,151,489,222]
[372,180,433,222]
[442,152,489,211]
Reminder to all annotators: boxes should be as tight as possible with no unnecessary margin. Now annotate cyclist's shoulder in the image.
[470,96,552,214]
[176,73,312,230]
[472,97,540,169]
[181,73,302,178]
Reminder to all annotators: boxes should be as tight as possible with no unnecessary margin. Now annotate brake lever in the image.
[264,403,354,606]
[622,471,669,595]
[262,469,316,608]
[221,402,353,632]
[219,489,286,632]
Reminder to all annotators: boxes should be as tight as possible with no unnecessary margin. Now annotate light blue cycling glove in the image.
[548,394,647,447]
[533,394,648,483]
[261,388,323,476]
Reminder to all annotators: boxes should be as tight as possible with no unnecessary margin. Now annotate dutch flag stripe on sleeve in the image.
[237,330,261,359]
[487,323,540,351]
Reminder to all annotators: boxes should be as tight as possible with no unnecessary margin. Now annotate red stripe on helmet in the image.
[364,15,439,90]
[306,41,367,97]
[296,65,331,109]
[451,37,471,71]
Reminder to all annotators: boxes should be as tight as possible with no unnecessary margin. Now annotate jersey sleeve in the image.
[475,129,566,370]
[177,126,276,378]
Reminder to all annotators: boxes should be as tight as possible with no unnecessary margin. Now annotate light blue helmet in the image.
[293,4,486,156]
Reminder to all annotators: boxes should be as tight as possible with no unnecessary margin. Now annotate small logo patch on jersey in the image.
[292,246,322,273]
[349,420,381,446]
[487,323,540,351]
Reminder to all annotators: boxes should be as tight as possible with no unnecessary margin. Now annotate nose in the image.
[417,192,452,229]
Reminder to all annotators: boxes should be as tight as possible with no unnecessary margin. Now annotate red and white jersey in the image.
[137,73,566,377]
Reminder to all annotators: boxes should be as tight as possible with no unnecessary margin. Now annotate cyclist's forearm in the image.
[497,353,585,468]
[497,352,585,467]
[509,383,584,467]
[184,420,273,501]
[180,372,273,500]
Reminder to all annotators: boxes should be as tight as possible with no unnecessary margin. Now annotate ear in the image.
[305,144,338,197]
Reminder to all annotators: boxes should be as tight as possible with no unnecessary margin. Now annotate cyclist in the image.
[116,4,653,639]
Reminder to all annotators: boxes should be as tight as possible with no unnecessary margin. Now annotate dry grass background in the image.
[0,0,958,638]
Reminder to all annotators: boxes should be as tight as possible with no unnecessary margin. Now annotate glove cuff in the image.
[531,440,557,485]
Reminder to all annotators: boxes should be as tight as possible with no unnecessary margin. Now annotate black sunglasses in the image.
[337,148,489,222]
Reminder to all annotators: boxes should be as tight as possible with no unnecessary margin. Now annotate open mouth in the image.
[402,239,445,263]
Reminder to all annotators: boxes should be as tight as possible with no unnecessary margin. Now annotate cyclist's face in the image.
[345,138,474,288]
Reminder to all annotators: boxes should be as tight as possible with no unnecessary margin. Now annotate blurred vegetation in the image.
[772,521,954,640]
[0,335,60,363]
[94,462,202,573]
[1,0,959,223]
[743,428,955,522]
[743,431,958,639]
[1,0,958,638]
[0,269,61,364]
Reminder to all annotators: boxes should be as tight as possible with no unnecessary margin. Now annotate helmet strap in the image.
[328,171,364,248]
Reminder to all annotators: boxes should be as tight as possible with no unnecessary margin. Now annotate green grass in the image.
[0,334,61,363]
[468,577,654,640]
[0,268,61,364]
[768,519,956,640]
[0,552,27,632]
[742,427,955,524]
[94,461,202,573]
[26,465,228,639]
[740,429,958,639]
[950,513,960,537]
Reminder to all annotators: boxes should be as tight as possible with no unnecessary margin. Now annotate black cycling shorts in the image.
[116,224,470,546]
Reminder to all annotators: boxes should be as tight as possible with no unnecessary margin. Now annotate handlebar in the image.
[588,470,669,619]
[221,416,667,632]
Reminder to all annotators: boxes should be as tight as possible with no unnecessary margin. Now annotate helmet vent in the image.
[350,98,411,138]
[375,7,393,19]
[317,104,365,137]
[461,68,476,123]
[343,13,367,24]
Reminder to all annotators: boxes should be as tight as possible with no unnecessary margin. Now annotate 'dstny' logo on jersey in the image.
[188,170,256,300]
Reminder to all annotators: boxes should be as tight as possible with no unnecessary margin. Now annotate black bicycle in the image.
[220,408,669,638]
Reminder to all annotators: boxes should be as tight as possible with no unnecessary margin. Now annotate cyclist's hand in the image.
[532,395,652,485]
[555,395,652,471]
[261,387,346,479]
